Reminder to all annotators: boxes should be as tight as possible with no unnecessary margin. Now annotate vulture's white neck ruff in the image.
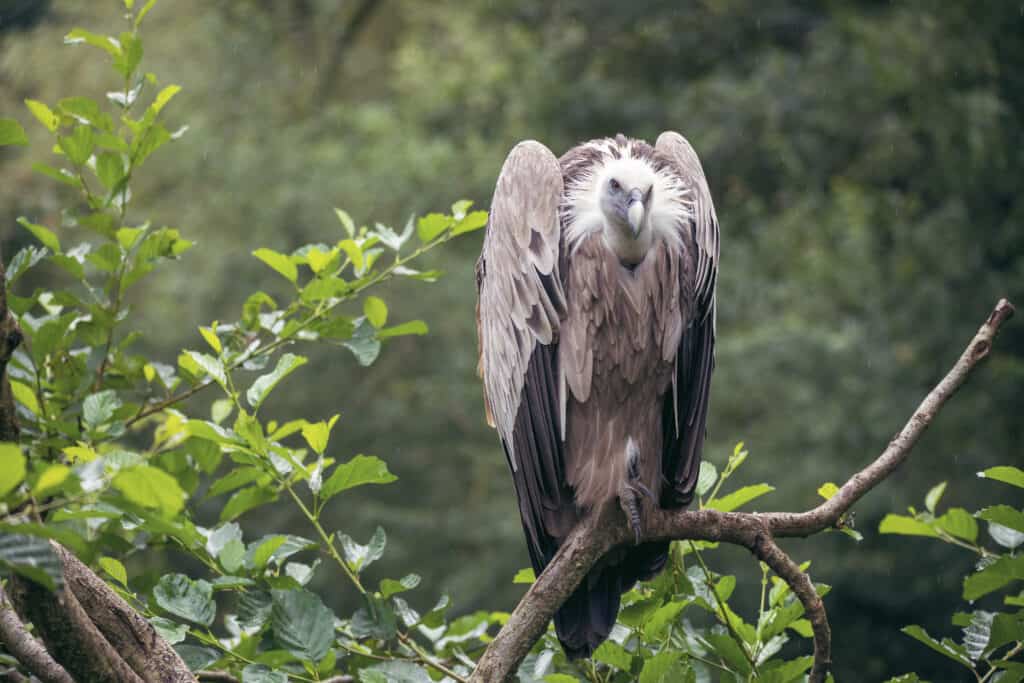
[563,141,692,257]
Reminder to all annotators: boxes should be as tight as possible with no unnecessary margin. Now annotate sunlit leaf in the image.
[416,213,452,242]
[705,484,774,512]
[0,444,27,499]
[253,248,297,283]
[9,380,40,416]
[978,466,1024,489]
[878,514,939,538]
[24,99,59,132]
[377,320,429,339]
[0,118,28,146]
[113,465,186,517]
[696,461,717,497]
[301,414,339,456]
[817,482,839,500]
[513,567,536,584]
[380,573,421,598]
[247,353,308,410]
[925,481,947,513]
[99,556,128,585]
[32,465,70,497]
[16,217,61,254]
[321,455,397,501]
[363,295,388,328]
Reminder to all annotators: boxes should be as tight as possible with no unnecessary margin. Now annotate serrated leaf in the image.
[271,588,335,662]
[962,610,994,661]
[173,644,220,671]
[705,484,774,512]
[695,461,717,497]
[879,514,940,538]
[17,217,61,253]
[0,444,27,499]
[113,465,186,517]
[220,486,277,522]
[0,118,28,146]
[643,600,686,641]
[901,625,972,668]
[639,649,684,683]
[242,664,287,683]
[246,353,308,410]
[244,535,316,570]
[925,481,947,513]
[416,213,452,242]
[253,248,297,283]
[817,482,839,500]
[963,555,1024,601]
[154,573,215,626]
[149,616,188,644]
[338,526,386,572]
[593,639,633,671]
[363,295,388,328]
[452,210,488,236]
[978,466,1024,489]
[83,389,121,429]
[380,573,421,598]
[25,99,59,132]
[936,508,978,543]
[321,454,397,500]
[301,415,339,456]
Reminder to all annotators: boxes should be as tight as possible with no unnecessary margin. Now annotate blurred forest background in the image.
[1,1,1022,679]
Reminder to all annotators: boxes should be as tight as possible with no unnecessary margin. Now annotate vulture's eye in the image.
[609,178,621,191]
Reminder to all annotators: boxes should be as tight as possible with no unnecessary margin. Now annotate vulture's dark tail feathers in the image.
[553,541,670,659]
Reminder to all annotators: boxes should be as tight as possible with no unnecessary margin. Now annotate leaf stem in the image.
[689,542,758,676]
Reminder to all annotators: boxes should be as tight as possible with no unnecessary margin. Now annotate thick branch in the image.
[57,545,197,682]
[0,586,73,683]
[7,573,144,683]
[472,298,1014,683]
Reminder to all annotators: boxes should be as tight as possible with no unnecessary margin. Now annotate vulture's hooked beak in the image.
[626,188,645,237]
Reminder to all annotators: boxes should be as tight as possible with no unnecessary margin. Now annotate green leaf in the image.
[242,664,287,683]
[925,481,947,513]
[301,415,339,456]
[220,486,277,522]
[59,125,95,166]
[963,555,1024,601]
[878,514,940,538]
[380,573,421,598]
[16,217,60,253]
[99,556,128,585]
[64,28,121,56]
[149,616,188,645]
[695,461,717,497]
[377,320,429,339]
[705,484,774,512]
[363,295,388,328]
[643,600,686,641]
[638,650,685,683]
[184,351,226,389]
[978,466,1024,489]
[252,248,297,283]
[116,225,146,249]
[417,213,453,242]
[246,353,308,410]
[593,640,633,671]
[338,526,386,572]
[817,482,839,500]
[901,624,972,668]
[32,464,70,497]
[154,573,216,626]
[83,389,122,429]
[198,325,222,354]
[174,644,220,671]
[359,662,432,683]
[219,540,245,573]
[336,239,365,272]
[113,465,186,517]
[977,505,1024,534]
[452,210,489,236]
[935,507,978,543]
[0,118,28,146]
[962,610,994,661]
[135,0,158,27]
[149,84,181,117]
[321,454,397,501]
[8,380,39,416]
[334,208,356,237]
[513,567,536,584]
[251,536,287,571]
[0,444,27,499]
[271,588,336,663]
[25,99,59,132]
[0,532,63,591]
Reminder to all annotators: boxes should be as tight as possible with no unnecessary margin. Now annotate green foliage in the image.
[880,473,1024,680]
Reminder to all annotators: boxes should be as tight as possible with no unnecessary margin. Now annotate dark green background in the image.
[2,2,1022,679]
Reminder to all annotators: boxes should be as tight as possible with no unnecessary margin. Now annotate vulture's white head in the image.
[565,142,691,266]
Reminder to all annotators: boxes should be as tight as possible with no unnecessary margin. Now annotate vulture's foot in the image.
[619,438,653,544]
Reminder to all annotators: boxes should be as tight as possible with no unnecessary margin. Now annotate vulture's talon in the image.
[619,486,644,545]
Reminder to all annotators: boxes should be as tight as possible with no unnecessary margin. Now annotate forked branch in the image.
[471,298,1015,683]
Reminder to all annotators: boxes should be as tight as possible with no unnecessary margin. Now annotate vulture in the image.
[475,132,719,658]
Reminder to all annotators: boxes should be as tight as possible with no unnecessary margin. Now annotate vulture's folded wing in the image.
[655,131,720,506]
[476,140,570,568]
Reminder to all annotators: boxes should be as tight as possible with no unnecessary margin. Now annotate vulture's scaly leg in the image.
[619,438,654,545]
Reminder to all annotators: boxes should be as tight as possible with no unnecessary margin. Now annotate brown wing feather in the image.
[655,131,720,506]
[476,140,571,568]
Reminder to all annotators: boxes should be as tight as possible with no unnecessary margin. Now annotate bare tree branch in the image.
[471,298,1015,683]
[0,586,73,683]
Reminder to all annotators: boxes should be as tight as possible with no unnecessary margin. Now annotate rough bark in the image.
[470,298,1015,683]
[0,586,73,683]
